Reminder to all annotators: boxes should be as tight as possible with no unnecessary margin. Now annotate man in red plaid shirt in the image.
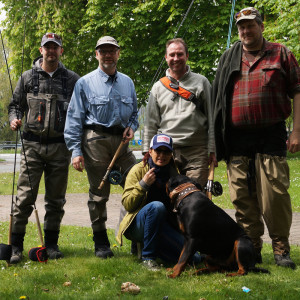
[212,7,300,269]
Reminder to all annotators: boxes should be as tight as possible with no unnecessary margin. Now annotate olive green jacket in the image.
[116,160,178,245]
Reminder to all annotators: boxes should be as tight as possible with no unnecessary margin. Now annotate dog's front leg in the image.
[168,239,195,278]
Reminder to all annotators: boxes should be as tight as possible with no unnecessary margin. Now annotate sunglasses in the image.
[235,9,255,20]
[45,33,62,40]
[154,148,172,155]
[97,49,118,55]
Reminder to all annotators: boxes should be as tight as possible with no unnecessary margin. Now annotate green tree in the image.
[1,0,298,109]
[1,0,88,78]
[252,0,300,61]
[0,38,16,141]
[1,0,251,106]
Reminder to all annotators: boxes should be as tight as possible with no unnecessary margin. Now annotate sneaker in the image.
[46,246,64,259]
[142,259,160,271]
[10,246,23,264]
[95,246,114,259]
[274,252,296,269]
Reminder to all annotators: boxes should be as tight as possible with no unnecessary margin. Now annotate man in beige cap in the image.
[212,7,300,269]
[64,36,139,259]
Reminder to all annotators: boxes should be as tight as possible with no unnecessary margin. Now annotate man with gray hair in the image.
[212,7,300,268]
[64,36,138,259]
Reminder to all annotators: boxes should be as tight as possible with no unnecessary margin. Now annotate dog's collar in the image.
[169,182,200,212]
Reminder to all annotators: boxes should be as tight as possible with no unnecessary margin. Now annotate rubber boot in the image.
[93,230,114,259]
[44,230,64,259]
[10,232,25,264]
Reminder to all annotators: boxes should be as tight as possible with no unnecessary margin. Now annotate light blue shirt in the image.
[64,67,139,158]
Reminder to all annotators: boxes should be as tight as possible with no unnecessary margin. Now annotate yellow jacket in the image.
[116,160,178,245]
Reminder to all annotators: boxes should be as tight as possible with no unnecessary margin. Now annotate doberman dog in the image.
[166,174,269,278]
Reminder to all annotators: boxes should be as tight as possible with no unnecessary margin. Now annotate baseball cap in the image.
[95,36,120,49]
[41,33,62,47]
[150,134,173,151]
[235,7,262,24]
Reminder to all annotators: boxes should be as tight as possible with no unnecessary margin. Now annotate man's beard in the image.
[102,62,116,70]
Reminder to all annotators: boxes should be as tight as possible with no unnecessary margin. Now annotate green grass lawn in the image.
[1,152,300,299]
[0,223,300,300]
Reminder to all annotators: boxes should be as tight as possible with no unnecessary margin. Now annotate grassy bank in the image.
[0,223,300,300]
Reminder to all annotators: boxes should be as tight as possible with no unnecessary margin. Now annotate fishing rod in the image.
[0,1,47,263]
[98,0,196,190]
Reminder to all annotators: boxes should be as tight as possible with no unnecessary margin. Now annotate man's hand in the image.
[10,119,22,131]
[287,130,300,153]
[208,152,218,167]
[122,127,134,144]
[72,156,85,172]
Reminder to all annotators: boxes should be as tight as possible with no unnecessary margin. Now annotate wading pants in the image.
[82,128,136,233]
[173,145,208,189]
[227,153,292,255]
[12,140,70,233]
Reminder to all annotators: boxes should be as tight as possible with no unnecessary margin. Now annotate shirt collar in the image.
[166,65,190,82]
[97,67,118,82]
[262,39,273,54]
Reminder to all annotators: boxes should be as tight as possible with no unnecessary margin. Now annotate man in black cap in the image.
[8,32,80,263]
[64,36,139,259]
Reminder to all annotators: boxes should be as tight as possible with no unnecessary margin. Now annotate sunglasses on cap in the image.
[235,8,256,20]
[45,33,62,40]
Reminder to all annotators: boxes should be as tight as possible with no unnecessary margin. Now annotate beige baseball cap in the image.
[95,36,120,49]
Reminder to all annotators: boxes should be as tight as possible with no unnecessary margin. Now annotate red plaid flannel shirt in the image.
[231,40,300,128]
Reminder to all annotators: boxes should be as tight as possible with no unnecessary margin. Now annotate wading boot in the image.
[93,230,114,259]
[10,232,25,264]
[44,230,64,259]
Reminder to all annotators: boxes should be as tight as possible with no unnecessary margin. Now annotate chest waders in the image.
[24,68,69,139]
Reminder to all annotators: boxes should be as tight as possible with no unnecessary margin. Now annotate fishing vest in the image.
[24,68,69,138]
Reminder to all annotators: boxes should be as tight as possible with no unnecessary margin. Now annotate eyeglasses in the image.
[235,9,255,20]
[45,33,62,40]
[154,149,172,155]
[97,49,118,56]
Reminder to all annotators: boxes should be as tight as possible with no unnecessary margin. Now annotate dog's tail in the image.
[248,267,270,274]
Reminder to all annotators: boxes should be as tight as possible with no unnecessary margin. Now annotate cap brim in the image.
[151,144,173,151]
[236,15,256,24]
[95,42,120,49]
[41,40,62,47]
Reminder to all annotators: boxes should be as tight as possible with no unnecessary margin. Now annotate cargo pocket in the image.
[26,98,46,133]
[88,96,110,123]
[54,101,69,133]
[120,96,134,120]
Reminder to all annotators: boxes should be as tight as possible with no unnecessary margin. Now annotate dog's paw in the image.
[166,268,179,278]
